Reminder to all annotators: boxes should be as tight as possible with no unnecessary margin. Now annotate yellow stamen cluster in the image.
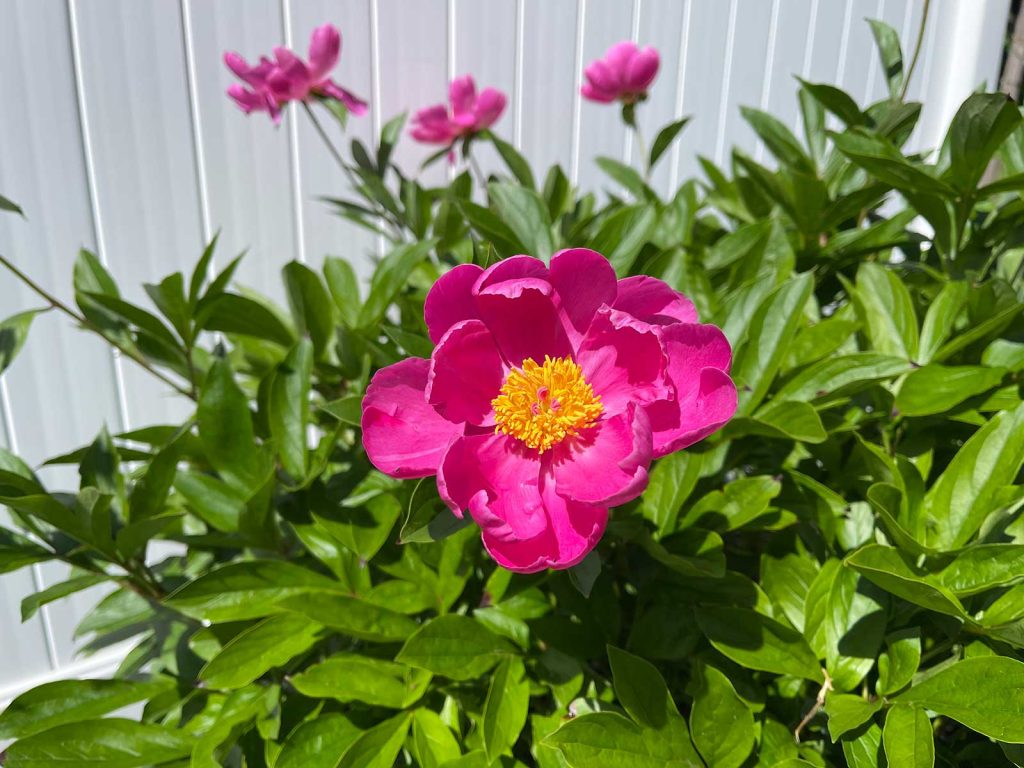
[492,355,603,453]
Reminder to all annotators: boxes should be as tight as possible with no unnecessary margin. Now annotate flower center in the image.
[492,355,603,453]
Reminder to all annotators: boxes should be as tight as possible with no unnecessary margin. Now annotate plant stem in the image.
[900,0,931,101]
[632,123,651,182]
[300,102,405,241]
[468,151,488,189]
[794,671,833,742]
[0,252,195,400]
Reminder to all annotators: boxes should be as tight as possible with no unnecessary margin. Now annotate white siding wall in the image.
[0,0,1010,700]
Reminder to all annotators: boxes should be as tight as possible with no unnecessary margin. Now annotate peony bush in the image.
[1,16,1024,768]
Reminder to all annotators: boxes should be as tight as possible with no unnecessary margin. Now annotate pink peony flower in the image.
[410,75,507,145]
[581,41,660,104]
[225,24,367,124]
[361,249,737,573]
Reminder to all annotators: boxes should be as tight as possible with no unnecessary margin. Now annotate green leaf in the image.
[0,309,43,376]
[358,239,437,328]
[276,713,362,768]
[841,721,884,768]
[488,182,555,261]
[283,261,335,359]
[198,356,265,491]
[896,656,1024,742]
[883,704,934,768]
[0,679,171,740]
[934,544,1024,596]
[544,711,702,768]
[323,256,362,329]
[588,204,658,276]
[320,394,363,426]
[2,719,190,767]
[773,352,911,404]
[337,711,412,768]
[397,614,514,681]
[0,193,25,216]
[276,591,417,641]
[825,693,883,741]
[639,451,703,537]
[166,560,344,622]
[896,364,1005,416]
[595,157,650,198]
[0,528,52,575]
[948,92,1022,194]
[799,79,867,126]
[845,545,967,618]
[457,199,525,257]
[877,628,921,696]
[695,606,823,682]
[732,273,814,415]
[853,262,918,360]
[378,112,407,172]
[804,559,887,692]
[683,475,781,532]
[20,573,106,622]
[737,400,827,443]
[868,20,904,99]
[831,128,956,197]
[920,403,1024,548]
[173,470,245,532]
[188,234,219,307]
[689,664,755,768]
[487,132,536,188]
[197,292,296,346]
[199,613,322,689]
[411,709,461,768]
[741,107,815,173]
[291,654,431,708]
[314,477,402,562]
[269,338,314,479]
[650,117,691,169]
[607,646,681,730]
[482,658,530,762]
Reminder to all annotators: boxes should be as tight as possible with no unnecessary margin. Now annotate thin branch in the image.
[0,252,195,400]
[794,670,833,742]
[899,0,931,101]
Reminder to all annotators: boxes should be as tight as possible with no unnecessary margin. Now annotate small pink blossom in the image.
[581,41,660,104]
[410,76,507,145]
[225,24,367,124]
[361,249,737,573]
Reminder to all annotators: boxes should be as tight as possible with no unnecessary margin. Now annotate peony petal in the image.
[478,465,607,573]
[549,248,617,346]
[307,24,340,83]
[605,41,639,83]
[474,257,571,366]
[552,404,652,506]
[224,52,255,82]
[411,104,457,144]
[584,60,620,94]
[473,88,507,129]
[427,319,505,426]
[625,47,660,93]
[612,275,698,326]
[576,307,670,417]
[424,263,484,344]
[362,358,462,478]
[320,81,369,115]
[227,84,264,114]
[581,82,617,103]
[647,322,736,456]
[449,75,477,118]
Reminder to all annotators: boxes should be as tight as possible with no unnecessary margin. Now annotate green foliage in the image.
[1,18,1024,768]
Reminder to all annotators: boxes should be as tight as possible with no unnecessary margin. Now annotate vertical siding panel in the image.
[675,2,732,182]
[71,0,199,428]
[187,0,295,302]
[837,0,884,106]
[376,0,448,187]
[519,0,578,179]
[717,0,773,164]
[632,0,687,197]
[575,0,634,193]
[287,0,378,280]
[453,0,518,181]
[760,0,813,142]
